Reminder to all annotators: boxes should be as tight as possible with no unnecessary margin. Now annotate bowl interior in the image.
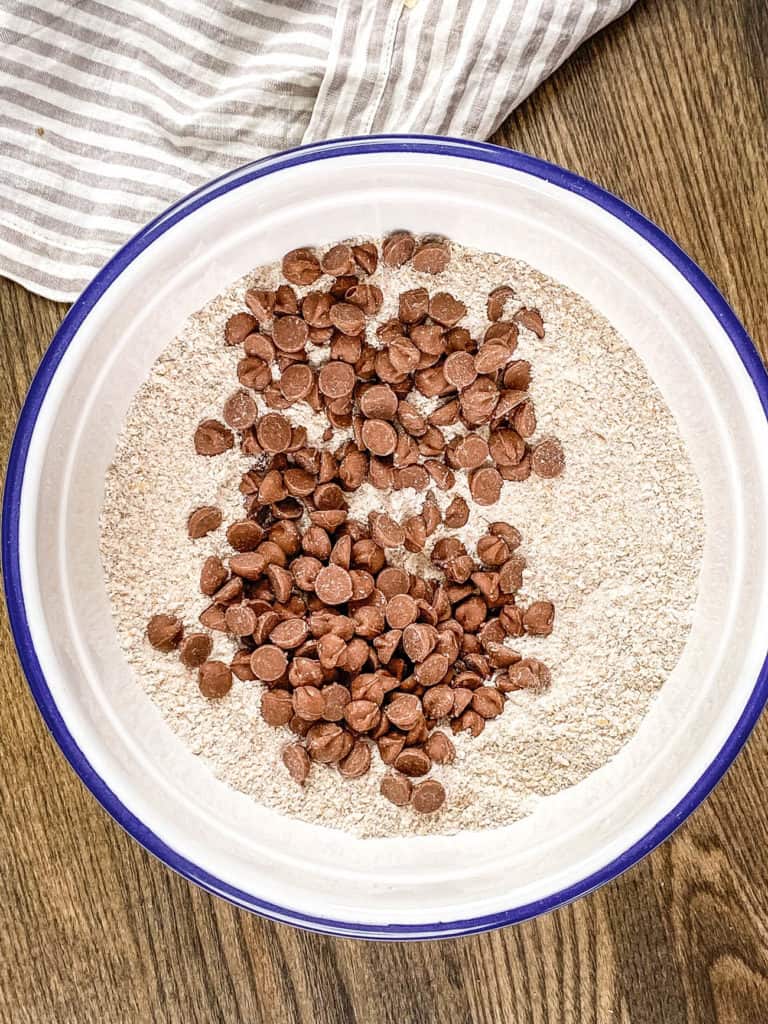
[14,146,768,935]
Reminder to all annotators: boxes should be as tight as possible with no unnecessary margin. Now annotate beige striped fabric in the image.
[0,0,634,301]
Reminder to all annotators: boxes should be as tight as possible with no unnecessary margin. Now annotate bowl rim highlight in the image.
[4,134,768,940]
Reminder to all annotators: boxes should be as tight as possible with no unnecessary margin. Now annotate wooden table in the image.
[2,1,767,1020]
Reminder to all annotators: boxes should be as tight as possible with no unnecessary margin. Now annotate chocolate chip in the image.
[395,467,430,495]
[269,617,309,650]
[414,651,449,685]
[387,339,423,376]
[187,505,222,539]
[443,350,477,389]
[453,709,485,737]
[309,508,347,530]
[455,595,487,633]
[370,513,405,549]
[352,242,378,274]
[385,593,418,629]
[147,613,183,651]
[531,437,565,478]
[282,247,321,286]
[244,288,275,322]
[329,302,365,336]
[339,740,372,778]
[499,361,529,392]
[351,603,386,638]
[428,398,460,428]
[411,778,445,813]
[256,413,292,453]
[414,364,449,399]
[223,389,258,431]
[250,645,288,682]
[244,330,276,361]
[194,419,234,456]
[523,600,555,636]
[278,364,314,402]
[200,556,228,596]
[453,434,490,470]
[386,693,422,729]
[306,722,351,763]
[499,604,524,637]
[345,283,383,316]
[514,306,545,337]
[284,467,317,498]
[237,357,272,391]
[254,610,281,645]
[460,378,498,425]
[399,287,429,324]
[288,657,323,689]
[472,687,505,719]
[489,428,526,466]
[394,747,431,777]
[402,623,438,662]
[396,399,427,436]
[314,481,346,509]
[380,773,412,805]
[272,315,308,354]
[412,240,450,274]
[428,292,466,327]
[344,700,381,733]
[422,684,454,719]
[502,658,551,693]
[469,465,502,505]
[361,418,397,456]
[261,689,293,726]
[179,633,212,668]
[318,360,355,399]
[474,342,511,375]
[487,285,515,322]
[320,682,351,721]
[314,564,353,605]
[199,603,228,631]
[484,321,519,349]
[321,243,355,276]
[424,730,455,764]
[282,743,310,784]
[382,231,415,267]
[377,566,410,598]
[267,564,293,603]
[292,684,325,721]
[223,603,256,636]
[444,496,469,528]
[225,312,258,345]
[301,525,331,560]
[512,400,536,439]
[477,534,510,566]
[196,660,232,699]
[338,450,368,490]
[229,648,255,681]
[273,284,298,316]
[360,384,398,420]
[497,452,530,482]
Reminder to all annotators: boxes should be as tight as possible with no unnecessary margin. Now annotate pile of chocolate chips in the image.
[147,233,564,814]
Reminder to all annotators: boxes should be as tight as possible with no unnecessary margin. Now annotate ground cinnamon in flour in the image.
[100,238,704,838]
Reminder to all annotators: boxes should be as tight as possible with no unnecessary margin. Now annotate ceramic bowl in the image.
[4,136,768,939]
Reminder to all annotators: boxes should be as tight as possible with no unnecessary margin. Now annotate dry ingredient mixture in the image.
[101,234,704,838]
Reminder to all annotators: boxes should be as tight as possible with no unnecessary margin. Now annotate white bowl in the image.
[5,136,768,939]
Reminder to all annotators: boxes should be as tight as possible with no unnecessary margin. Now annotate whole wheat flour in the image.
[100,239,704,838]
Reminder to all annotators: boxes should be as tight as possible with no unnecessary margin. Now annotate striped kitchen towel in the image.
[0,0,634,301]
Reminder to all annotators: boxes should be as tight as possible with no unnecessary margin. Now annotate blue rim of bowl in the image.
[3,135,768,940]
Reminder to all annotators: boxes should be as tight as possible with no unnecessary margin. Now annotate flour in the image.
[100,239,704,838]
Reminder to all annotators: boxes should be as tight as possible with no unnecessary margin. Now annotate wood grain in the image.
[1,0,767,1020]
